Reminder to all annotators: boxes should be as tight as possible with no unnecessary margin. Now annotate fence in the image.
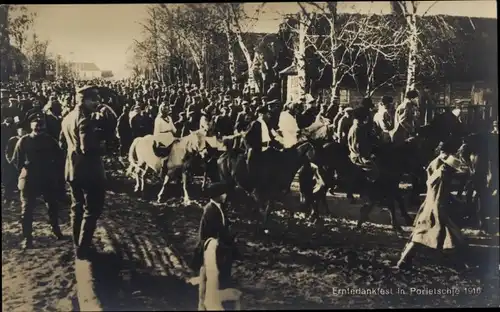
[429,104,496,132]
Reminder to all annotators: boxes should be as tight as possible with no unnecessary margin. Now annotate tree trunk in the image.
[234,31,258,93]
[296,13,308,100]
[405,10,418,94]
[225,31,237,90]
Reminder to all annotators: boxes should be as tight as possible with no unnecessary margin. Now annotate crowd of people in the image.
[0,77,497,274]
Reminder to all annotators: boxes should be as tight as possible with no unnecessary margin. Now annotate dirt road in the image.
[2,166,499,310]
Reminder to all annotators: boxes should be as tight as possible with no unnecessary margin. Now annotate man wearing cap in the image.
[8,111,65,249]
[60,85,106,259]
[44,95,63,118]
[130,100,154,139]
[234,102,253,134]
[245,105,273,174]
[347,107,379,183]
[391,90,420,144]
[373,96,394,143]
[297,95,318,129]
[335,107,354,144]
[213,107,233,139]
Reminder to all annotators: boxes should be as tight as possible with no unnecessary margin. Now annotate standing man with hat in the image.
[391,90,420,144]
[60,85,107,259]
[8,111,65,249]
[373,96,394,143]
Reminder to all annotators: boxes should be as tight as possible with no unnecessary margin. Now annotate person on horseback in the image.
[347,106,380,183]
[245,105,273,175]
[373,96,394,143]
[272,101,300,149]
[153,101,176,136]
[336,107,354,144]
[391,89,420,144]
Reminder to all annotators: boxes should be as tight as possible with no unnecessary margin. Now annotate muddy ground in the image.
[2,157,499,310]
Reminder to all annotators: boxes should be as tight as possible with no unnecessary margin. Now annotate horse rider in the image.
[273,101,300,149]
[373,96,394,143]
[214,107,234,139]
[154,101,177,136]
[347,107,380,183]
[336,107,354,144]
[245,105,273,175]
[234,104,253,134]
[60,85,107,260]
[395,139,471,271]
[8,111,65,249]
[297,94,318,129]
[391,90,420,144]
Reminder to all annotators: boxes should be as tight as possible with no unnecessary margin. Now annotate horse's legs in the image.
[201,170,208,192]
[387,199,404,234]
[133,166,141,194]
[356,200,375,230]
[157,174,170,203]
[182,171,197,206]
[140,167,148,197]
[396,191,413,226]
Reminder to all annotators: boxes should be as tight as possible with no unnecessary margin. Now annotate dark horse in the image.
[457,131,496,233]
[217,135,316,233]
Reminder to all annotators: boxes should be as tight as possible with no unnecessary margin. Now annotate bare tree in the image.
[390,1,461,94]
[296,2,367,105]
[350,13,407,97]
[24,33,50,80]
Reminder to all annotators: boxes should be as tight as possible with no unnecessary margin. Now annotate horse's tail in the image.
[126,137,140,177]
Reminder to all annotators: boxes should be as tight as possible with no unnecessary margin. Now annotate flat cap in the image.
[266,99,281,105]
[76,85,98,94]
[27,112,44,123]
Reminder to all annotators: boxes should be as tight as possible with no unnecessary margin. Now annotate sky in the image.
[25,1,497,79]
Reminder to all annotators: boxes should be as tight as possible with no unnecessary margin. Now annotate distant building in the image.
[70,62,101,79]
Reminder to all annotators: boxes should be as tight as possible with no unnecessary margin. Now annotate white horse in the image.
[127,130,209,205]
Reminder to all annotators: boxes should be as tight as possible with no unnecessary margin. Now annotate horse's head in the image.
[186,130,209,159]
[296,141,316,163]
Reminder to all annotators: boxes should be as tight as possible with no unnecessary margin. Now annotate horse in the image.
[217,134,316,233]
[457,132,495,233]
[126,130,209,205]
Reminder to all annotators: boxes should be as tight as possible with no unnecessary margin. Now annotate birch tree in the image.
[390,1,461,95]
[296,2,366,105]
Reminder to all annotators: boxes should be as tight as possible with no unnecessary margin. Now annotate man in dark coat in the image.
[116,103,133,157]
[1,117,19,205]
[8,112,65,249]
[214,107,234,139]
[60,85,107,260]
[190,183,239,276]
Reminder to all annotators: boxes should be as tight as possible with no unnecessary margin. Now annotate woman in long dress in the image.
[396,140,471,270]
